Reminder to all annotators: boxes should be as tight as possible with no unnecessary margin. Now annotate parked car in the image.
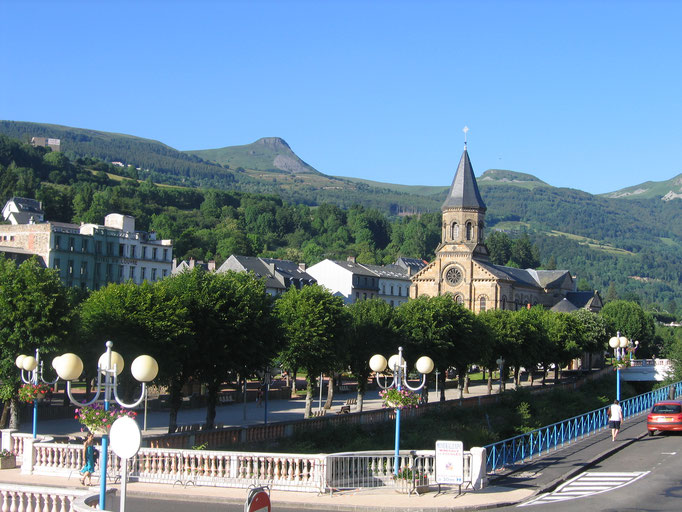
[647,400,682,435]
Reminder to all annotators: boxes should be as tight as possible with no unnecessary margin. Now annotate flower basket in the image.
[0,450,16,470]
[74,404,137,435]
[379,388,419,410]
[18,383,52,404]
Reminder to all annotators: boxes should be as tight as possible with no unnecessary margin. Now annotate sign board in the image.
[110,416,142,459]
[435,440,464,485]
[244,486,271,512]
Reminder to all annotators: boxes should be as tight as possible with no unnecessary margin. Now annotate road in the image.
[503,431,682,511]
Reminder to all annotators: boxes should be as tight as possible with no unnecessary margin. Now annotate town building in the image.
[0,199,172,290]
[2,197,44,225]
[409,144,600,312]
[217,255,316,296]
[307,256,414,306]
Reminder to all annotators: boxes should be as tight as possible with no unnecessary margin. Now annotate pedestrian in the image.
[609,399,623,441]
[256,386,264,407]
[79,433,96,485]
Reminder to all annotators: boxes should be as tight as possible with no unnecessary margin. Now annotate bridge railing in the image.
[484,380,682,473]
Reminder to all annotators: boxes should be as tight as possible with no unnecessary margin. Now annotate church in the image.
[409,143,602,314]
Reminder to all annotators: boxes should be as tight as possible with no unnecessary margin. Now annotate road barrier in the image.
[485,380,682,473]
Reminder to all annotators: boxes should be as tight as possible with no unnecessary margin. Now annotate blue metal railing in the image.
[484,380,682,473]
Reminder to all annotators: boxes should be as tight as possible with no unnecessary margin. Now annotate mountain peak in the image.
[185,137,319,175]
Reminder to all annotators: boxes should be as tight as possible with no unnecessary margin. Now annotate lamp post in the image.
[369,347,434,475]
[53,341,159,511]
[608,332,629,401]
[16,349,58,438]
[496,357,505,394]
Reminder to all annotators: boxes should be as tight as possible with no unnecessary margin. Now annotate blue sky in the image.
[2,0,681,194]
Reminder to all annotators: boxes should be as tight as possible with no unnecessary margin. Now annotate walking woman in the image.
[609,399,623,441]
[79,433,96,485]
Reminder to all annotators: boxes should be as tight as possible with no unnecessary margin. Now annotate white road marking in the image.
[518,471,649,507]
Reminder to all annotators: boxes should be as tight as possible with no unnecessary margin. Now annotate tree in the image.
[478,309,522,391]
[510,233,541,268]
[79,280,192,432]
[0,258,73,428]
[168,269,279,428]
[486,231,512,266]
[274,285,348,418]
[346,299,395,411]
[393,296,475,401]
[600,300,656,357]
[572,309,608,369]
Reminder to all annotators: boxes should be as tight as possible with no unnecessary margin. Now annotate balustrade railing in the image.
[485,380,682,473]
[0,483,91,512]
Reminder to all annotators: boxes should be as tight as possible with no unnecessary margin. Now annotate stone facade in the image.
[410,145,579,312]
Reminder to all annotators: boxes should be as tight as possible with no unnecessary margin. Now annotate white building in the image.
[307,257,413,306]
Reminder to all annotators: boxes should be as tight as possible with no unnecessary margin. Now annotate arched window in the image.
[479,296,487,312]
[454,294,464,304]
[501,296,507,310]
[478,222,484,241]
[451,222,459,240]
[466,222,472,240]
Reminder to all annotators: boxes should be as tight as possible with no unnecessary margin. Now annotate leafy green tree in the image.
[510,233,541,268]
[393,296,475,401]
[600,300,655,357]
[0,258,73,428]
[347,299,395,411]
[478,309,522,391]
[572,309,609,369]
[79,281,192,432]
[514,307,549,386]
[167,269,279,428]
[274,285,348,417]
[485,231,513,265]
[545,312,586,381]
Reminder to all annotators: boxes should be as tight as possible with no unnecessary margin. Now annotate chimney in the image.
[172,258,177,271]
[189,258,195,269]
[298,262,306,271]
[347,255,356,264]
[208,260,216,272]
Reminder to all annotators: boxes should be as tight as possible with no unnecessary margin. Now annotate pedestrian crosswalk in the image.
[519,471,649,507]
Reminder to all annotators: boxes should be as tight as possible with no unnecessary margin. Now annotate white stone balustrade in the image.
[0,483,90,512]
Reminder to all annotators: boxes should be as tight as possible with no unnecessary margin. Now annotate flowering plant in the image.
[394,466,427,481]
[74,403,137,434]
[0,449,14,459]
[18,383,52,403]
[379,388,419,410]
[612,358,631,370]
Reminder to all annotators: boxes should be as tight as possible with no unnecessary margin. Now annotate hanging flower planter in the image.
[74,404,137,436]
[18,383,52,404]
[379,388,419,410]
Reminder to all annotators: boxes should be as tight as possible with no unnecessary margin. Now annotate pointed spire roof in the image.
[442,146,486,211]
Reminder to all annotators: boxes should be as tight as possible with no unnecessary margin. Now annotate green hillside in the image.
[185,137,320,175]
[601,173,682,201]
[1,130,681,312]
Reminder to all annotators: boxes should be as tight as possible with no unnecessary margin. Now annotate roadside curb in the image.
[533,430,649,496]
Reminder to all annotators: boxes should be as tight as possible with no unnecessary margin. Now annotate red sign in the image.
[245,487,271,512]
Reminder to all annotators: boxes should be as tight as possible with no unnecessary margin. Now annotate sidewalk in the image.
[1,410,648,511]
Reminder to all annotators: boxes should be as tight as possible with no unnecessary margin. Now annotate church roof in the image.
[442,147,486,211]
[476,261,572,290]
[551,298,579,312]
[565,291,598,309]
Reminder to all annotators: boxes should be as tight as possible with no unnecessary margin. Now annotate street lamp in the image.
[53,341,158,511]
[608,332,629,401]
[369,346,434,475]
[16,349,58,439]
[496,357,505,394]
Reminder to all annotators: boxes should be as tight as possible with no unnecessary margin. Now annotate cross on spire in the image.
[463,126,469,148]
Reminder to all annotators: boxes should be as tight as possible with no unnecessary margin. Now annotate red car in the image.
[647,400,682,435]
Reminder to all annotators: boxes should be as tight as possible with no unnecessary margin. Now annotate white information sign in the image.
[435,440,464,485]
